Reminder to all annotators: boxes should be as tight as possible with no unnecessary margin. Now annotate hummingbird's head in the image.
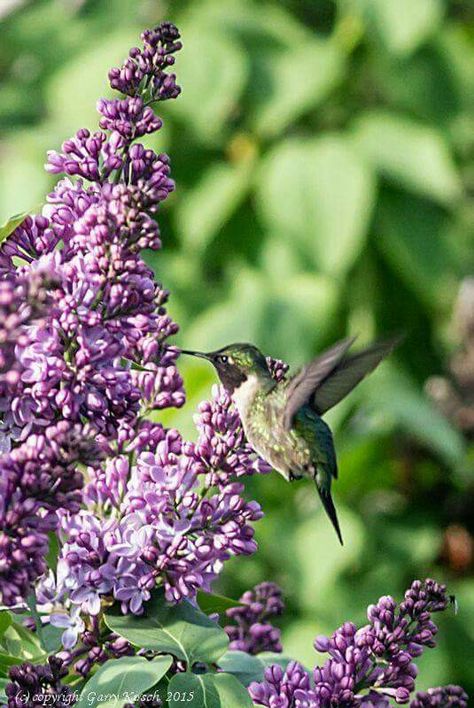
[180,343,269,393]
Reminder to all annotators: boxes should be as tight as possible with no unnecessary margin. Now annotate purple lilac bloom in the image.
[410,686,468,707]
[0,22,187,609]
[194,384,272,486]
[225,582,284,654]
[5,656,76,707]
[0,27,184,450]
[40,393,265,629]
[249,579,467,707]
[0,422,86,606]
[108,22,182,100]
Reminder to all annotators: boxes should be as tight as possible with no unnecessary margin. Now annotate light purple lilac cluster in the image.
[224,581,284,654]
[249,579,467,707]
[0,21,270,621]
[38,388,268,646]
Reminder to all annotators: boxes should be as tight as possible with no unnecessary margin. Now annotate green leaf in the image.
[218,650,290,686]
[352,111,461,205]
[77,655,172,708]
[167,671,254,708]
[250,39,344,138]
[257,136,375,277]
[184,268,339,363]
[376,192,458,308]
[176,160,253,254]
[1,621,44,661]
[0,212,28,244]
[197,592,243,616]
[366,366,465,466]
[0,677,7,702]
[105,590,229,665]
[40,624,64,654]
[46,31,139,135]
[46,532,59,574]
[119,358,154,372]
[0,653,24,678]
[0,612,12,637]
[359,0,443,56]
[172,24,248,144]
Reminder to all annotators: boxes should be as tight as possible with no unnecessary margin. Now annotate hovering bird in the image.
[181,337,398,545]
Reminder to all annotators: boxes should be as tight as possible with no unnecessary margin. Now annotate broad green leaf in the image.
[77,655,172,708]
[376,192,458,308]
[182,0,310,49]
[0,212,28,244]
[249,40,344,138]
[1,621,44,661]
[0,613,12,637]
[257,136,375,277]
[40,623,64,654]
[172,25,248,144]
[176,160,253,253]
[46,31,138,134]
[218,650,290,686]
[0,677,7,702]
[0,652,24,677]
[167,671,254,708]
[366,366,464,466]
[359,0,443,56]
[352,112,461,205]
[184,268,339,364]
[197,592,243,616]
[105,590,229,665]
[292,507,365,612]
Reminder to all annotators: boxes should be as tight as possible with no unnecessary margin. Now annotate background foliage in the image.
[1,0,473,693]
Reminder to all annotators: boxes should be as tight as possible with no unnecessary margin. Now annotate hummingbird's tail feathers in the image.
[311,336,401,415]
[316,484,344,546]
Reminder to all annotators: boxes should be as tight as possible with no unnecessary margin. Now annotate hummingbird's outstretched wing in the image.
[282,337,355,428]
[283,337,398,427]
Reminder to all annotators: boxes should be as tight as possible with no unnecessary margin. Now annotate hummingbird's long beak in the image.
[180,349,211,360]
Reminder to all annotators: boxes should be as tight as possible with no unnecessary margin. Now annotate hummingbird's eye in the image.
[216,355,228,364]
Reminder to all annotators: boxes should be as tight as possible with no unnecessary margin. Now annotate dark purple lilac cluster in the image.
[108,21,181,101]
[249,579,467,707]
[225,582,284,654]
[5,657,76,707]
[410,687,468,707]
[0,422,84,606]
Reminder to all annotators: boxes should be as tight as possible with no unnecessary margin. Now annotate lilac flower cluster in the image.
[0,422,84,606]
[108,21,181,100]
[38,389,266,640]
[0,22,187,606]
[0,253,59,450]
[410,687,468,707]
[194,384,272,486]
[5,657,76,708]
[249,579,467,707]
[225,582,284,654]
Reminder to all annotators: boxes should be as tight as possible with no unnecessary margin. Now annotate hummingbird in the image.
[180,337,398,545]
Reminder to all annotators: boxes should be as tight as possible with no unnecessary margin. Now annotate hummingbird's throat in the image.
[231,374,260,417]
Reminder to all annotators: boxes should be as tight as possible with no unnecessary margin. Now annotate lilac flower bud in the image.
[225,582,284,655]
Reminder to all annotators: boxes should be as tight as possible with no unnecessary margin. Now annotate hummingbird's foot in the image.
[289,471,303,482]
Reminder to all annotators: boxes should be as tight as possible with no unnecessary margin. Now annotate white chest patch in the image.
[231,374,260,418]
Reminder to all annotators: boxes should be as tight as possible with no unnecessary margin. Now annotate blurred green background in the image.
[1,0,474,693]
